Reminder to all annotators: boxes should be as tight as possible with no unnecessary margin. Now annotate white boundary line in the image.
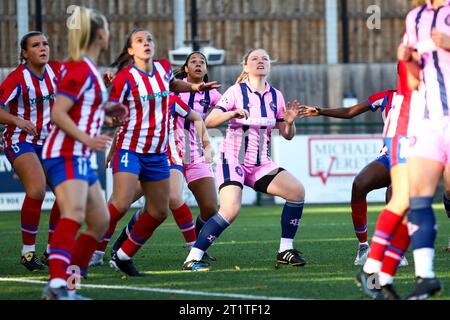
[0,277,301,300]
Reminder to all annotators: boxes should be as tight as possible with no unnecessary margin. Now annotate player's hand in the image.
[87,134,112,152]
[284,100,301,125]
[192,81,221,91]
[298,105,320,118]
[102,71,114,88]
[104,103,129,126]
[398,44,414,62]
[231,109,249,120]
[16,118,38,136]
[431,29,450,50]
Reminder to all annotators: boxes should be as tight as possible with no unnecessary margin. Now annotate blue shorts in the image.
[170,164,183,173]
[375,154,391,171]
[43,156,98,188]
[112,149,170,182]
[4,142,43,165]
[384,136,409,168]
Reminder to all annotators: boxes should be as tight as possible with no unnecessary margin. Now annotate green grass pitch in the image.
[0,203,448,300]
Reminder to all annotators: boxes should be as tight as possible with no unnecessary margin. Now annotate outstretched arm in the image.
[298,101,371,119]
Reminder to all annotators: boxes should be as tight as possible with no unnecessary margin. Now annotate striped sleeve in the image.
[173,95,191,118]
[57,62,91,102]
[366,91,389,112]
[276,90,286,122]
[109,71,130,103]
[0,72,20,108]
[215,86,236,112]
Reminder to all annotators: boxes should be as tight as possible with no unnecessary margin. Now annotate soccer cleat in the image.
[88,251,104,267]
[354,244,370,266]
[109,253,143,277]
[202,251,216,262]
[21,252,44,272]
[40,251,49,266]
[276,249,306,268]
[41,285,90,300]
[182,260,210,271]
[406,277,442,300]
[375,284,401,300]
[398,255,409,267]
[111,227,130,258]
[356,269,381,299]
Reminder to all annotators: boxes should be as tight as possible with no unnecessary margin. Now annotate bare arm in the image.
[0,107,37,136]
[204,108,249,128]
[51,95,112,151]
[187,110,213,163]
[170,79,221,93]
[299,101,371,120]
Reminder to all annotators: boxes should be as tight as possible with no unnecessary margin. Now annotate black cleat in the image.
[182,260,210,271]
[111,228,129,258]
[109,253,144,277]
[40,251,49,266]
[202,251,216,262]
[276,249,306,268]
[356,269,381,299]
[375,284,401,300]
[21,252,44,272]
[406,277,442,300]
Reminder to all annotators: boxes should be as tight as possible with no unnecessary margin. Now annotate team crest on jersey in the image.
[199,99,210,108]
[235,166,243,177]
[270,101,277,112]
[445,14,450,26]
[164,73,170,82]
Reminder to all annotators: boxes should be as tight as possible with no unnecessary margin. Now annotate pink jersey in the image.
[109,61,174,154]
[175,87,221,164]
[406,1,450,120]
[43,57,107,159]
[216,80,285,165]
[167,94,191,166]
[0,61,61,147]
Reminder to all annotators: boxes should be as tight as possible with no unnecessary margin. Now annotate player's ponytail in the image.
[68,6,107,61]
[111,28,147,72]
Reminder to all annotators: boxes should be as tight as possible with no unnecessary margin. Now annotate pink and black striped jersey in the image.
[109,60,175,154]
[0,61,61,147]
[167,94,191,166]
[42,57,107,159]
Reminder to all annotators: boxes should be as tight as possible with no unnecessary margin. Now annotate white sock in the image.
[359,242,369,247]
[379,272,394,286]
[185,247,204,263]
[49,278,67,289]
[46,244,51,254]
[94,250,105,258]
[279,238,294,253]
[117,248,131,261]
[22,245,36,255]
[413,248,435,278]
[186,241,196,250]
[363,258,382,274]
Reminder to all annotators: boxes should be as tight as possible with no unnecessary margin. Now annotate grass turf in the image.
[0,203,448,300]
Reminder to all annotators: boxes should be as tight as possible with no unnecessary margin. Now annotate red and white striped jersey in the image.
[43,57,108,159]
[167,94,191,166]
[109,60,175,154]
[365,90,397,123]
[0,61,61,147]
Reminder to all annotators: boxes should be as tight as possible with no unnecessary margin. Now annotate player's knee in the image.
[285,183,305,202]
[351,177,369,198]
[111,199,131,214]
[25,186,46,201]
[200,203,218,218]
[67,206,86,223]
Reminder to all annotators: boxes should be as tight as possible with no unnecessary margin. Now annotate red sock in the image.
[97,203,125,252]
[380,222,410,277]
[21,196,43,246]
[49,218,80,281]
[121,212,165,258]
[71,233,99,275]
[172,203,197,244]
[368,209,403,262]
[351,200,368,243]
[48,202,61,245]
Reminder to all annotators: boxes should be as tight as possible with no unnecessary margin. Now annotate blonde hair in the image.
[412,0,426,7]
[235,48,270,84]
[68,6,107,61]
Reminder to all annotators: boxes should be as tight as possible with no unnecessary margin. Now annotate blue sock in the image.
[281,201,304,239]
[408,197,437,250]
[443,193,450,218]
[194,213,230,251]
[195,216,206,236]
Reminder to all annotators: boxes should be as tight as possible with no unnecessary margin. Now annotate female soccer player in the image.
[0,31,61,272]
[297,90,408,266]
[102,28,219,276]
[182,48,305,271]
[40,7,127,300]
[100,52,221,266]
